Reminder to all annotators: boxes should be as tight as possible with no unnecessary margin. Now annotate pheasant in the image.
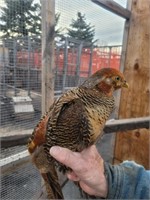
[28,68,128,199]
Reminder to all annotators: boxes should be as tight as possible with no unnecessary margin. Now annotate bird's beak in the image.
[122,81,129,88]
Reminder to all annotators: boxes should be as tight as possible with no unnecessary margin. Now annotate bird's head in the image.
[81,68,128,95]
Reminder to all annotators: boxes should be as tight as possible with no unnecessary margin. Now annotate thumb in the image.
[50,146,78,169]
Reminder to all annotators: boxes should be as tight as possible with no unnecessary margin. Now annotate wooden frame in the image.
[91,0,131,19]
[1,115,149,176]
[41,0,55,113]
[104,116,150,133]
[114,0,150,169]
[1,116,149,148]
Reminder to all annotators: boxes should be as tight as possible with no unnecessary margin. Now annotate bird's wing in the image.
[49,87,80,123]
[45,87,91,153]
[27,100,57,154]
[30,88,83,200]
[28,88,81,154]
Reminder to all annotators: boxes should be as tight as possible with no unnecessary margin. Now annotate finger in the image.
[50,146,79,169]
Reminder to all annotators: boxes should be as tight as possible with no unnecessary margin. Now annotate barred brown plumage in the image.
[27,68,128,199]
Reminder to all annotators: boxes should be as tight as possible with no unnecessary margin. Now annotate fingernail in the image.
[50,146,61,156]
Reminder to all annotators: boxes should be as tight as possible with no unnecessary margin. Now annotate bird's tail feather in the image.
[41,169,64,199]
[31,146,64,199]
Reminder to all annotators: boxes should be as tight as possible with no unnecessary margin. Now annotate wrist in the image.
[97,169,108,198]
[93,160,108,198]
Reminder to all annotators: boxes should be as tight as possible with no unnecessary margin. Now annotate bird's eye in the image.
[115,76,120,81]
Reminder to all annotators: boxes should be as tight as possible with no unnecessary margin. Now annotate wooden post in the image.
[114,0,132,117]
[41,0,55,114]
[114,0,150,169]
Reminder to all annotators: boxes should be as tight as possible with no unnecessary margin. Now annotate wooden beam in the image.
[92,0,131,19]
[41,0,55,114]
[114,0,150,169]
[114,0,132,118]
[1,134,30,148]
[104,116,150,133]
[1,117,149,148]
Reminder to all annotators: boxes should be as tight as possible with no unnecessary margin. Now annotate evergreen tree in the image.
[55,13,62,35]
[67,12,95,43]
[0,0,41,38]
[0,0,61,39]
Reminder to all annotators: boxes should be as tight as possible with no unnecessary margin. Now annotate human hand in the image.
[50,145,108,198]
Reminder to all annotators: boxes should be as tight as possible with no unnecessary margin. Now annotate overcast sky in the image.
[55,0,127,45]
[0,0,127,45]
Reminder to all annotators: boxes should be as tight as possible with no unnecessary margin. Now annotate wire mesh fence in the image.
[0,0,127,199]
[1,162,42,200]
[0,0,127,131]
[0,36,122,127]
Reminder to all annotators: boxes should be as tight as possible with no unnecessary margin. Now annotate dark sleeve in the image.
[104,161,150,199]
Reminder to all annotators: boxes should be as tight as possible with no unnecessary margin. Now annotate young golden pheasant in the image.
[27,68,128,199]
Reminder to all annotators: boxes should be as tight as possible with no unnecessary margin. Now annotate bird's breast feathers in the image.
[85,104,113,142]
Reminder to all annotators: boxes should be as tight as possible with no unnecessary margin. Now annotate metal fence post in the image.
[62,37,68,91]
[2,43,6,96]
[76,41,83,85]
[108,46,112,68]
[27,37,31,96]
[13,39,17,96]
[88,45,93,77]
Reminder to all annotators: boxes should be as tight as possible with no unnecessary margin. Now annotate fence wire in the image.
[0,37,122,129]
[1,162,41,200]
[0,0,127,199]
